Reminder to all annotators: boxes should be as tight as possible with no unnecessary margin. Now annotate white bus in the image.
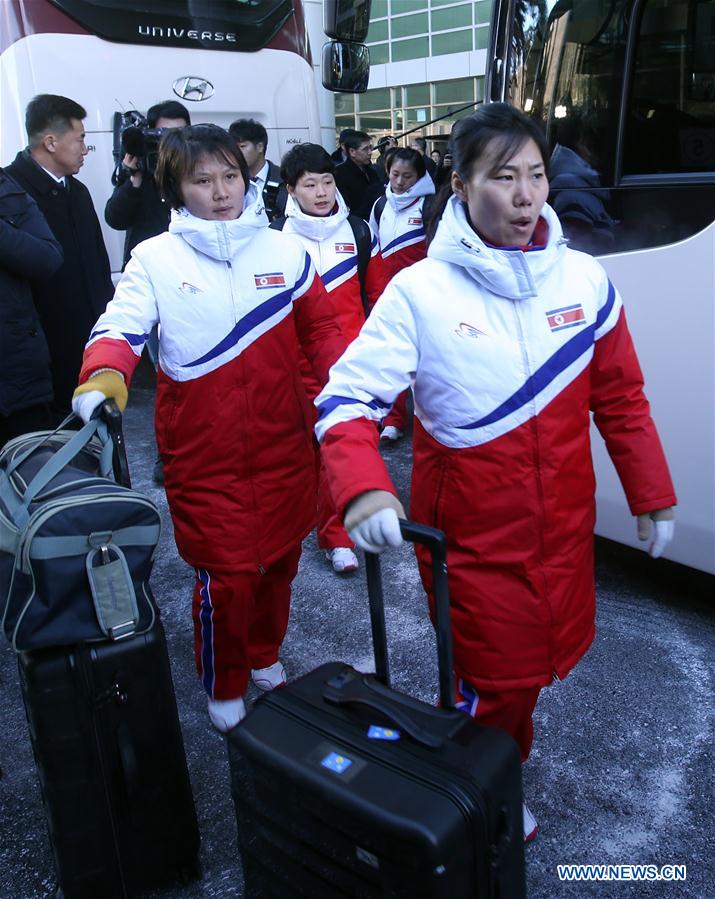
[486,0,715,574]
[0,0,326,273]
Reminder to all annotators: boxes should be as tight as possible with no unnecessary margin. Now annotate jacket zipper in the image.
[228,261,263,572]
[225,259,238,323]
[511,300,552,638]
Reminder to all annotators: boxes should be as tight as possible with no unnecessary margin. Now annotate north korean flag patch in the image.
[546,303,586,332]
[408,217,422,226]
[334,243,355,254]
[254,272,286,289]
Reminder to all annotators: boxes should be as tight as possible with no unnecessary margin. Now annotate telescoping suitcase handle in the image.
[98,399,131,489]
[365,520,455,710]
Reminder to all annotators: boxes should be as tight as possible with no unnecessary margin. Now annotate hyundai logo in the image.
[172,76,215,101]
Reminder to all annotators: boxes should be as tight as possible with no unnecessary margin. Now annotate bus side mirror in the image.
[322,41,370,93]
[324,0,371,43]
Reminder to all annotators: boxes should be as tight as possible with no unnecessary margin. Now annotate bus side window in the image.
[623,0,715,176]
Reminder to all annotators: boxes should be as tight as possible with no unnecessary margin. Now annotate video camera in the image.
[111,110,164,185]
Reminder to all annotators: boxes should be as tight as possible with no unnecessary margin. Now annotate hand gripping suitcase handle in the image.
[365,519,455,710]
[98,399,132,489]
[6,400,130,514]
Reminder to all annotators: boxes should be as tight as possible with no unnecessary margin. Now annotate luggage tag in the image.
[367,725,401,741]
[86,542,139,640]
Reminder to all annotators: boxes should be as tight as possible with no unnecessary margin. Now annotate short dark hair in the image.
[412,136,427,153]
[228,118,268,151]
[280,143,335,186]
[26,94,86,146]
[451,102,549,180]
[424,103,549,244]
[338,128,357,145]
[155,124,250,209]
[383,147,398,171]
[344,130,370,152]
[386,147,426,178]
[146,100,191,128]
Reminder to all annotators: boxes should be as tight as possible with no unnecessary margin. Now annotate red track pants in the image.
[455,676,541,762]
[383,389,410,431]
[192,545,302,700]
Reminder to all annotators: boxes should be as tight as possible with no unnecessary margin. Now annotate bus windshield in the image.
[49,0,295,51]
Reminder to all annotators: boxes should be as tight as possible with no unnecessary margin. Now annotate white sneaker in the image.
[326,547,359,573]
[207,696,246,733]
[380,426,404,442]
[251,661,287,691]
[523,802,538,843]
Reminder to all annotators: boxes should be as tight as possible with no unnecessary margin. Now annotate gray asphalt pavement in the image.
[1,360,712,898]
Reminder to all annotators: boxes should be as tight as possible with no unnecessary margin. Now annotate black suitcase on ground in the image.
[229,521,525,898]
[16,403,200,898]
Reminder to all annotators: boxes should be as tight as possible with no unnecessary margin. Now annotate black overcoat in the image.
[0,168,63,416]
[5,150,114,413]
[334,158,384,221]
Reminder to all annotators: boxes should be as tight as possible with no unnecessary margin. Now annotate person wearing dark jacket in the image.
[330,128,356,163]
[104,100,190,268]
[410,136,438,182]
[105,101,190,485]
[0,168,63,445]
[228,118,288,221]
[333,131,384,220]
[372,135,398,185]
[5,94,114,421]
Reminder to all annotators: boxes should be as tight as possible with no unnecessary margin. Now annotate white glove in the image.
[349,507,403,554]
[637,508,675,559]
[71,389,107,424]
[344,489,405,553]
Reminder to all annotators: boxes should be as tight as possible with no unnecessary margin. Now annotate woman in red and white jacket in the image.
[316,105,675,842]
[368,148,435,441]
[72,126,346,733]
[273,143,385,574]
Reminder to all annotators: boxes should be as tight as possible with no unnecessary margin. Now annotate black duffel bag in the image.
[0,406,160,652]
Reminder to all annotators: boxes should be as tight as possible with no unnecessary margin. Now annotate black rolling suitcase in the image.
[13,403,200,898]
[229,521,525,898]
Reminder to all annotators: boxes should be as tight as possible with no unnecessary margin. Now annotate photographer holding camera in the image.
[105,100,190,268]
[105,100,189,483]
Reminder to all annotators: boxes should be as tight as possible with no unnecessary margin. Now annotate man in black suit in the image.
[6,94,114,421]
[333,131,384,221]
[228,118,287,222]
[330,128,356,163]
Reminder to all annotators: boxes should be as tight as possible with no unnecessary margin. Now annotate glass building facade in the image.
[334,0,492,149]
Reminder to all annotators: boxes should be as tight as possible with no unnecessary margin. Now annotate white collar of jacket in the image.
[428,195,568,300]
[283,190,349,242]
[168,182,268,261]
[385,172,435,212]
